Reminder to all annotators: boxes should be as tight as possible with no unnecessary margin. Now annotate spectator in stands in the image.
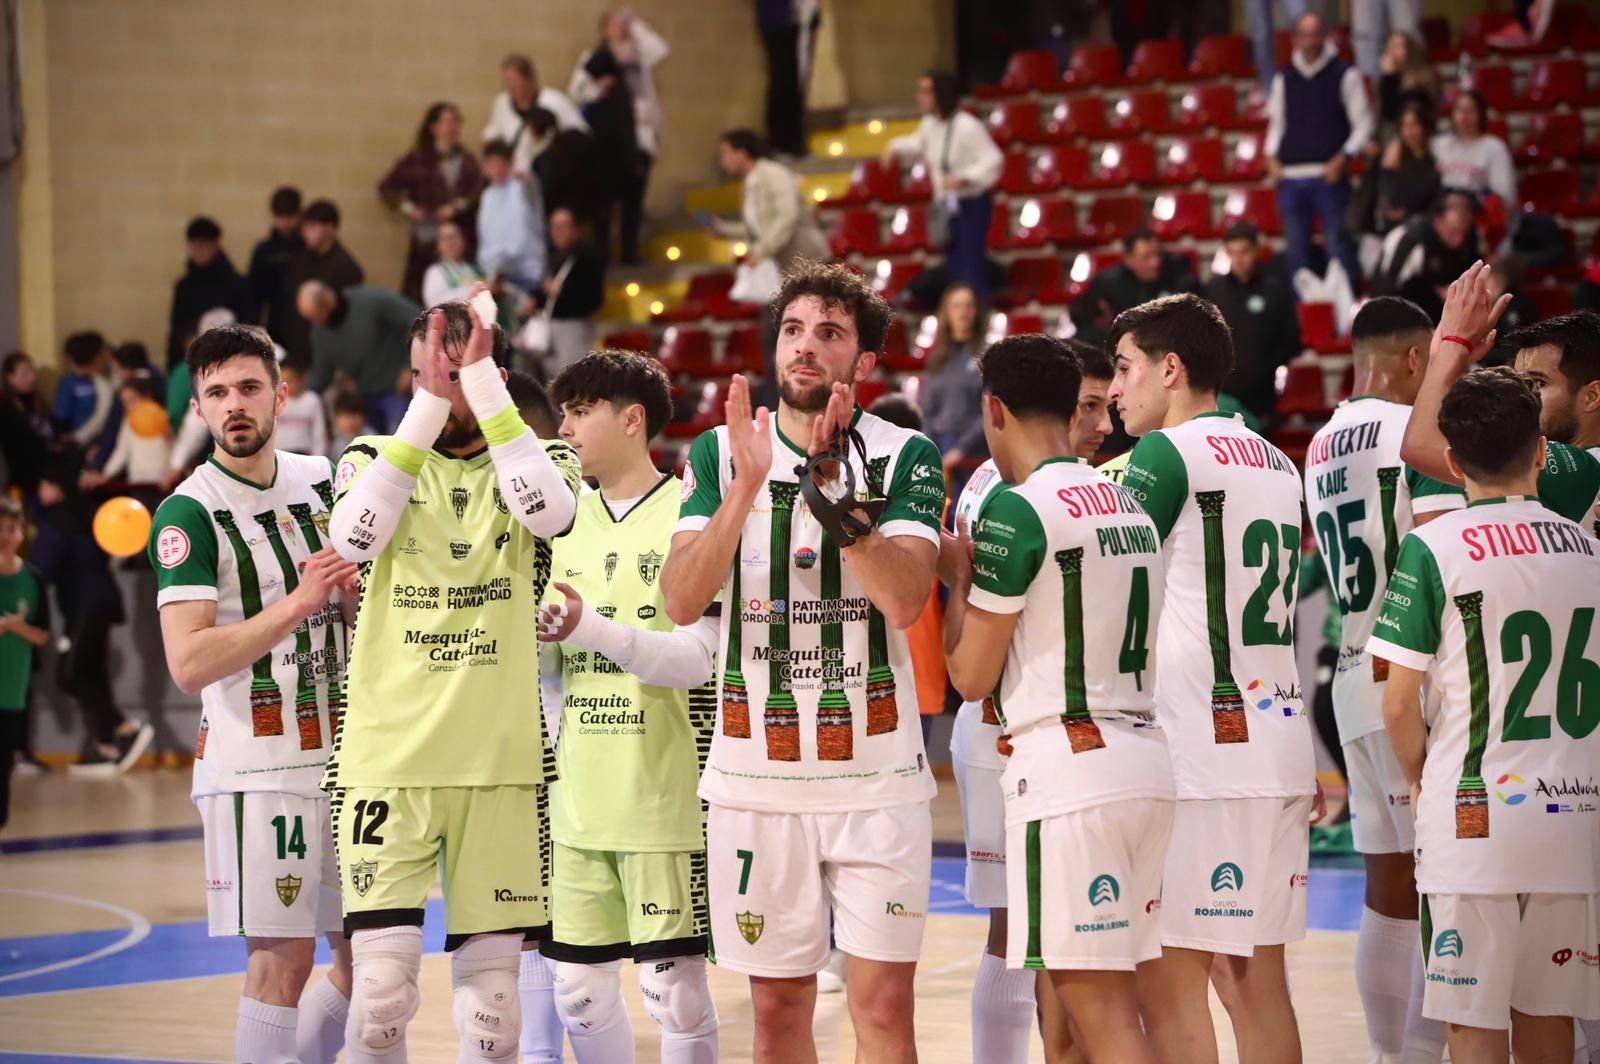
[329,391,373,458]
[1266,12,1373,287]
[576,47,642,264]
[921,282,986,471]
[0,496,47,828]
[540,208,607,375]
[422,221,488,309]
[281,199,365,367]
[1353,4,1422,81]
[529,106,602,228]
[476,140,547,292]
[31,457,152,775]
[483,53,589,176]
[710,129,829,273]
[1373,31,1438,135]
[1069,228,1197,343]
[756,0,819,158]
[82,377,169,490]
[1483,254,1540,367]
[112,341,165,396]
[54,332,115,452]
[296,280,421,425]
[570,9,669,266]
[166,217,255,367]
[274,362,331,458]
[1431,89,1514,207]
[248,186,304,342]
[1205,222,1302,428]
[381,101,484,303]
[1371,190,1481,318]
[883,71,1003,303]
[0,352,58,500]
[1377,102,1441,228]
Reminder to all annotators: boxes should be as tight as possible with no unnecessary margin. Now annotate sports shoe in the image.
[12,753,47,776]
[114,722,156,772]
[67,752,119,778]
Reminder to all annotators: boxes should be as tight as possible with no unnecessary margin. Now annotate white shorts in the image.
[1422,892,1600,1029]
[705,801,932,977]
[1343,731,1415,855]
[1160,795,1312,956]
[197,791,341,939]
[1005,798,1173,972]
[952,698,1007,908]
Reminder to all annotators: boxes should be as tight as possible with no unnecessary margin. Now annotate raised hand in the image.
[461,284,497,366]
[416,309,458,396]
[537,582,583,643]
[1435,260,1514,364]
[724,375,773,490]
[806,383,853,459]
[294,547,360,618]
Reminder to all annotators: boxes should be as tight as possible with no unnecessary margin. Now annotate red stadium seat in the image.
[880,205,931,254]
[1461,12,1517,56]
[1030,145,1083,192]
[664,380,728,438]
[1524,284,1575,320]
[1221,187,1280,236]
[995,256,1068,308]
[878,318,924,373]
[1044,95,1108,142]
[975,48,1058,98]
[854,378,890,410]
[1568,175,1600,219]
[723,326,765,375]
[1175,85,1239,131]
[1511,58,1595,110]
[1126,38,1187,85]
[1107,90,1173,138]
[1419,16,1457,60]
[1514,113,1585,166]
[1464,64,1514,113]
[1084,194,1148,243]
[1229,84,1270,131]
[1063,250,1127,298]
[828,209,881,258]
[998,148,1039,194]
[1012,197,1083,248]
[1061,43,1126,91]
[601,328,653,353]
[1225,133,1267,182]
[1079,141,1156,189]
[827,158,900,207]
[1190,33,1255,79]
[987,100,1044,146]
[1296,302,1350,356]
[887,161,933,204]
[869,258,925,304]
[1517,168,1581,215]
[1491,3,1594,54]
[1277,361,1331,418]
[655,272,736,322]
[1151,191,1217,241]
[1329,24,1354,62]
[656,326,717,376]
[991,311,1046,337]
[1156,136,1225,185]
[1274,30,1293,69]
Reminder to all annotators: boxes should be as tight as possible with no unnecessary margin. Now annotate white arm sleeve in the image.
[460,359,578,539]
[328,390,450,563]
[563,607,719,689]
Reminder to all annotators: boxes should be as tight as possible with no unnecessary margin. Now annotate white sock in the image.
[518,949,564,1064]
[971,950,1034,1064]
[296,975,350,1064]
[570,1007,635,1064]
[1357,907,1416,1056]
[237,996,299,1064]
[1400,931,1445,1064]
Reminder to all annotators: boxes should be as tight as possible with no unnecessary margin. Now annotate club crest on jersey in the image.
[736,911,764,945]
[637,550,663,586]
[349,860,377,897]
[605,552,619,583]
[493,487,508,514]
[450,487,471,522]
[276,873,303,908]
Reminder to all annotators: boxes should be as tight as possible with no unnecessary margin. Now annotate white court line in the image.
[0,888,152,985]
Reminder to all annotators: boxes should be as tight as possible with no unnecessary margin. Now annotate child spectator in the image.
[274,362,331,457]
[0,498,49,830]
[373,368,414,437]
[53,331,115,452]
[329,392,372,458]
[85,377,171,488]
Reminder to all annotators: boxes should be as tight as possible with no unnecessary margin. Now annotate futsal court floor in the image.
[0,770,1374,1062]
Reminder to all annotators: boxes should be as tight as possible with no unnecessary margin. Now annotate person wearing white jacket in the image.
[883,71,1003,302]
[482,54,590,177]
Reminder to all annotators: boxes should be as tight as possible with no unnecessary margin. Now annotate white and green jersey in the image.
[548,475,716,852]
[1121,412,1314,800]
[952,459,1007,768]
[1304,397,1465,744]
[149,452,347,799]
[1367,496,1600,895]
[1097,451,1132,485]
[1539,442,1600,538]
[325,435,582,790]
[677,406,945,812]
[968,457,1173,825]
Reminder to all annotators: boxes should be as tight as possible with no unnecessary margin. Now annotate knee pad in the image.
[638,955,718,1036]
[552,959,624,1034]
[451,934,524,1061]
[349,926,423,1055]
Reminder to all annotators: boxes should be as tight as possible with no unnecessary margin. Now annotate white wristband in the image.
[566,604,632,663]
[393,388,451,450]
[460,359,516,425]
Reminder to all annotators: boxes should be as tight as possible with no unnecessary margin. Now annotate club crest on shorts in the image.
[350,859,377,897]
[637,550,663,586]
[736,911,764,945]
[275,873,303,908]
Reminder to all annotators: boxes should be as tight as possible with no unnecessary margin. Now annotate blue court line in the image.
[0,859,1365,1001]
[0,826,204,856]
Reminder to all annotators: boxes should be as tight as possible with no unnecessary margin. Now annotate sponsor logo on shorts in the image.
[1495,773,1528,805]
[1551,947,1600,968]
[1195,862,1253,919]
[736,911,764,945]
[1145,898,1161,914]
[885,901,925,919]
[640,902,682,916]
[969,849,1004,866]
[1210,862,1244,892]
[494,887,539,903]
[1433,929,1464,959]
[275,874,302,908]
[1088,874,1120,907]
[1288,873,1308,889]
[1428,929,1478,986]
[205,877,232,893]
[349,860,377,897]
[1386,792,1411,807]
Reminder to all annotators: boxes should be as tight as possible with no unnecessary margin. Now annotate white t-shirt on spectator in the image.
[1430,133,1515,205]
[276,391,331,458]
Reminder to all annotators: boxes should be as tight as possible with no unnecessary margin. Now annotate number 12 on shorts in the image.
[350,799,388,846]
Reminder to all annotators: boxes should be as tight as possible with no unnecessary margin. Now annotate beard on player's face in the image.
[778,355,856,414]
[437,411,482,450]
[214,412,273,458]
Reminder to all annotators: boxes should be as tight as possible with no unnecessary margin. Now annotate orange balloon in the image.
[128,400,168,439]
[93,496,153,558]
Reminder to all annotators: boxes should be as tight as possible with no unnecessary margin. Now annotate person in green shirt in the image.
[0,498,49,831]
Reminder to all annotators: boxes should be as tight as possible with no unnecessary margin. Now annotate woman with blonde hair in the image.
[921,282,985,473]
[1376,31,1439,136]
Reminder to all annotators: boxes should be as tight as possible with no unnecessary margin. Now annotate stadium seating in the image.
[1296,302,1351,356]
[829,209,881,259]
[886,161,933,204]
[722,326,765,375]
[654,272,736,322]
[1175,85,1240,131]
[1107,90,1174,138]
[880,205,931,255]
[1080,141,1156,189]
[829,159,901,208]
[1045,95,1109,141]
[995,256,1070,308]
[1514,113,1585,166]
[657,327,717,377]
[1061,43,1126,90]
[1157,136,1225,185]
[1002,197,1082,248]
[986,100,1044,146]
[1465,64,1514,113]
[1511,57,1596,110]
[1221,187,1281,235]
[1420,16,1457,59]
[601,328,653,353]
[871,258,926,304]
[1524,285,1575,320]
[975,48,1058,98]
[664,380,728,438]
[878,317,924,373]
[1151,191,1218,241]
[1226,133,1268,182]
[1125,39,1188,85]
[1277,361,1331,418]
[1029,145,1085,192]
[1189,33,1255,80]
[1084,194,1148,243]
[1518,168,1582,215]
